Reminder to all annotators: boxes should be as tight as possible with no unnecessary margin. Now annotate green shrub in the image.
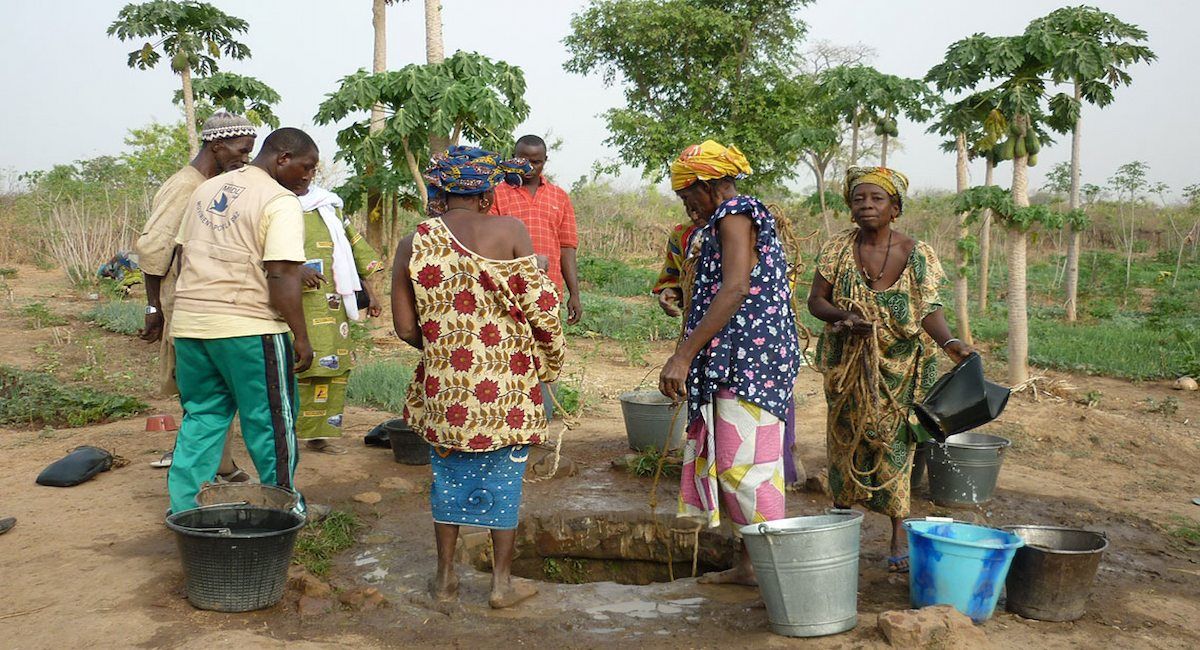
[578,256,658,297]
[346,361,413,414]
[19,302,68,328]
[567,294,678,343]
[0,267,16,278]
[1086,298,1118,320]
[0,365,147,427]
[83,302,143,335]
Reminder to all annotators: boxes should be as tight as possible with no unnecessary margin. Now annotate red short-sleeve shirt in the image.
[490,180,578,291]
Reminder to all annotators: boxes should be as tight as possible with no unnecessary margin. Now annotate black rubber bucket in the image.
[166,505,305,612]
[386,419,431,465]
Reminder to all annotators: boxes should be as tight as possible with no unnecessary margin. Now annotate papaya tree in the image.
[175,72,281,128]
[368,0,399,252]
[108,1,251,158]
[822,65,938,167]
[956,186,1064,381]
[926,94,1008,346]
[315,51,529,247]
[929,31,1072,384]
[1025,7,1155,322]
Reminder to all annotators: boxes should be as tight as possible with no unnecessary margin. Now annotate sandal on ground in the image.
[888,555,910,574]
[149,450,173,468]
[306,440,348,455]
[215,467,252,483]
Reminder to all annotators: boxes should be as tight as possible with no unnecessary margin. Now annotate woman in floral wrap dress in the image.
[808,166,975,573]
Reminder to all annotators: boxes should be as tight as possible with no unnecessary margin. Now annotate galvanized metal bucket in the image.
[926,432,1011,506]
[741,510,863,638]
[1003,525,1108,622]
[619,390,686,451]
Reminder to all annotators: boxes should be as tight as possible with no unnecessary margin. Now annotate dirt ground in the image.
[1,263,1198,649]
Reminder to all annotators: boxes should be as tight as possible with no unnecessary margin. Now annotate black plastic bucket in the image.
[385,419,430,465]
[166,505,305,612]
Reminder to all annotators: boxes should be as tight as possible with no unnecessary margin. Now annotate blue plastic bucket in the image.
[904,518,1024,623]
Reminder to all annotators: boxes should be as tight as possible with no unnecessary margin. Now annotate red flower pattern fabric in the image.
[405,218,565,452]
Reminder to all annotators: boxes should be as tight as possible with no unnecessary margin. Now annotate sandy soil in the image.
[1,263,1198,649]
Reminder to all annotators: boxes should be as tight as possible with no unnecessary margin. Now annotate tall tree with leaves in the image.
[925,94,1007,346]
[564,0,814,189]
[315,51,529,227]
[1025,7,1154,322]
[929,31,1073,384]
[854,70,939,167]
[1108,160,1150,290]
[108,0,250,158]
[174,72,281,127]
[782,77,844,234]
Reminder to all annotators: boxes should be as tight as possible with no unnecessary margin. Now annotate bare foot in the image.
[489,577,539,609]
[429,571,459,603]
[697,566,757,586]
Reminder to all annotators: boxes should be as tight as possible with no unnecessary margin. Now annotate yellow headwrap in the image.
[669,140,753,192]
[844,166,910,216]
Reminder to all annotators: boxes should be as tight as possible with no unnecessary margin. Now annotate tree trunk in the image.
[815,166,831,236]
[365,0,388,252]
[425,0,444,64]
[978,158,994,312]
[1008,116,1031,386]
[180,66,199,158]
[1064,80,1083,322]
[402,138,429,216]
[850,110,860,165]
[425,0,448,153]
[953,133,973,346]
[880,133,889,168]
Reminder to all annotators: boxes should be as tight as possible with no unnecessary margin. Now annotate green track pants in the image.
[168,333,301,514]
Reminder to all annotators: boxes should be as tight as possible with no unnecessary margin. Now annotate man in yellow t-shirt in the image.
[166,128,317,515]
[136,111,257,475]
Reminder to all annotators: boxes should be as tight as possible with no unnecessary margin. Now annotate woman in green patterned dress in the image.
[296,186,384,453]
[807,167,975,573]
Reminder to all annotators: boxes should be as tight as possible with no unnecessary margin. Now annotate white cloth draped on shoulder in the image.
[297,186,362,320]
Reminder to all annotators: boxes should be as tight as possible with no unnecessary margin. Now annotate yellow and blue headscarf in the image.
[669,140,753,192]
[424,145,531,196]
[843,166,910,217]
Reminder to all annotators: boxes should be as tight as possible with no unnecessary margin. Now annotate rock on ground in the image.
[353,491,383,504]
[378,476,419,492]
[878,605,991,649]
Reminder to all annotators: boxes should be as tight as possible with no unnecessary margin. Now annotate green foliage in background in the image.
[83,302,144,336]
[564,0,814,189]
[347,361,413,414]
[0,365,147,427]
[578,256,658,297]
[19,302,68,329]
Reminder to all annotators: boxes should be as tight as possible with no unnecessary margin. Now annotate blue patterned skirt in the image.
[429,445,528,530]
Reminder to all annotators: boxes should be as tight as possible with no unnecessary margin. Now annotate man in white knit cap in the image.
[136,112,257,478]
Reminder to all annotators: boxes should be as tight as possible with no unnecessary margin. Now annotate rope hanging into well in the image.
[523,382,578,484]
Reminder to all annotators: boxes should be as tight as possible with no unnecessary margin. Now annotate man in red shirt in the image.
[490,134,582,324]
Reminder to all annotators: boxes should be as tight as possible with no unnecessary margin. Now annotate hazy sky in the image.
[0,1,1191,197]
